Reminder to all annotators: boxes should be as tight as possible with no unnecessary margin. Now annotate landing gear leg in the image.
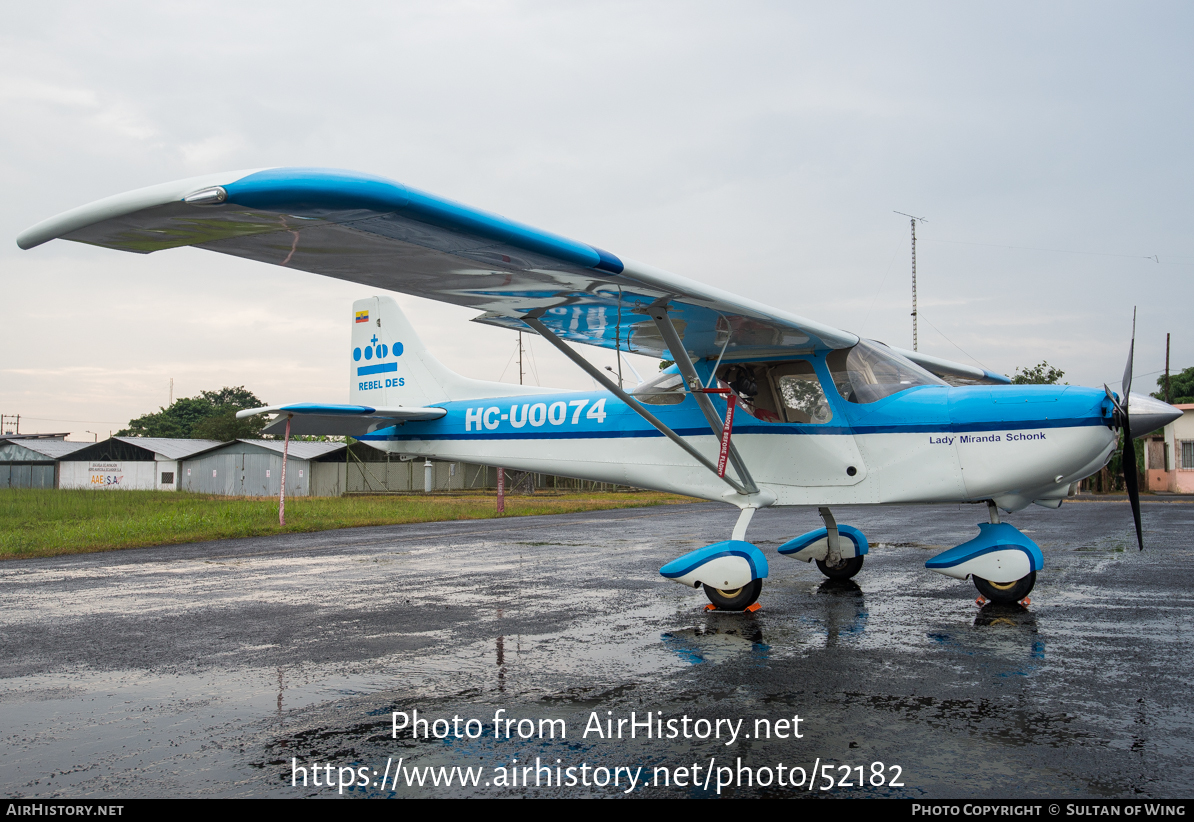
[701,506,763,611]
[811,506,865,580]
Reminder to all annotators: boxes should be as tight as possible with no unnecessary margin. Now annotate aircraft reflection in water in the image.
[17,167,1183,614]
[660,580,869,665]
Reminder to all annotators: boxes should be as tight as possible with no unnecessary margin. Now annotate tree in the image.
[191,410,270,441]
[117,386,268,439]
[1009,361,1065,385]
[1152,366,1194,404]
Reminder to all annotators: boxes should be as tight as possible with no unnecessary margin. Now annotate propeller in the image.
[1104,308,1143,550]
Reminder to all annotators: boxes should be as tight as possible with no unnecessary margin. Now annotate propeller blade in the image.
[1121,428,1144,550]
[1121,307,1136,402]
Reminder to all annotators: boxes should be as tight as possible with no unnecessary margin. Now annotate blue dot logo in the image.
[378,344,387,358]
[353,347,362,361]
[364,346,373,360]
[393,342,403,356]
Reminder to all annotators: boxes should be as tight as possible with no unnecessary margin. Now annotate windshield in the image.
[826,340,947,403]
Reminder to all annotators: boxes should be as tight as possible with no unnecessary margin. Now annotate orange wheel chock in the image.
[745,602,762,613]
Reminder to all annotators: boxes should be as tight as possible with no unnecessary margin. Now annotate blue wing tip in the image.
[593,248,624,275]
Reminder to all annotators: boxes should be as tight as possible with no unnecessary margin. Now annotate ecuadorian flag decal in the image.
[355,310,369,324]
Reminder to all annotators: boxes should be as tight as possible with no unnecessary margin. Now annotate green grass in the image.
[0,489,696,560]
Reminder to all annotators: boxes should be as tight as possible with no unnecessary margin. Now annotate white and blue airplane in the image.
[17,168,1181,610]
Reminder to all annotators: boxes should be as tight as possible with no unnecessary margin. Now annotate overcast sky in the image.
[2,2,1191,438]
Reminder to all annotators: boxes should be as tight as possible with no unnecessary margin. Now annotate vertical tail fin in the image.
[348,296,551,406]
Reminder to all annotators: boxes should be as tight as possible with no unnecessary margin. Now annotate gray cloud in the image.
[3,1,1191,435]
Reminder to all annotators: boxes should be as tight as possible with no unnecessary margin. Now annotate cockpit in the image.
[629,340,946,423]
[705,340,947,424]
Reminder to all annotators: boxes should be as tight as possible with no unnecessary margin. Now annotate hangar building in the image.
[57,437,225,491]
[180,439,345,497]
[0,434,86,488]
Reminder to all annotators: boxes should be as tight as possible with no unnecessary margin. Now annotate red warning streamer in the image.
[717,395,736,478]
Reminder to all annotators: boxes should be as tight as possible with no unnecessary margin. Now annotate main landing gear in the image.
[658,506,875,612]
[973,572,1036,604]
[703,579,764,610]
[659,507,770,611]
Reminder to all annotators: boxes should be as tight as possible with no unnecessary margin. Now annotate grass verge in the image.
[0,489,696,560]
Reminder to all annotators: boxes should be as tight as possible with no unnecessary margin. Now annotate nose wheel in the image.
[973,572,1036,604]
[816,554,864,580]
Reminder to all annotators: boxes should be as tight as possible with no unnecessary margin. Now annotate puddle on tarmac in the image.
[3,502,1193,797]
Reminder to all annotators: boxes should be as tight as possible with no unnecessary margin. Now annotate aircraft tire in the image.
[973,571,1036,604]
[703,579,763,611]
[816,555,864,580]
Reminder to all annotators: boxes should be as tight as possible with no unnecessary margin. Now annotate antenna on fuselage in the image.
[894,211,928,351]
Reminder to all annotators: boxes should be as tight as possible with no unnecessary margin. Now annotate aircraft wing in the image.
[889,346,1011,385]
[237,403,447,437]
[17,167,858,361]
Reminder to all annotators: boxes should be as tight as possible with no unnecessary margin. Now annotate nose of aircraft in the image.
[1128,393,1183,439]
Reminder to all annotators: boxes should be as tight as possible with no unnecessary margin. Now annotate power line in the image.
[918,313,993,373]
[926,238,1192,264]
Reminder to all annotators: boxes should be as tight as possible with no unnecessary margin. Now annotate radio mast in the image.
[894,211,927,351]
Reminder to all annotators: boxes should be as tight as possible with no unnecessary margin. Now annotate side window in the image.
[771,361,833,424]
[717,360,833,424]
[630,371,687,405]
[719,364,782,422]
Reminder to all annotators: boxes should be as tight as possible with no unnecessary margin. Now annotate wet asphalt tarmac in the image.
[1,498,1192,799]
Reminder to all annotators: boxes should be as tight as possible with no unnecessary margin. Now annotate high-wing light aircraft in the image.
[18,168,1181,610]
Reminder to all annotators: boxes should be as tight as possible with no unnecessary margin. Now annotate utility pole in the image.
[894,211,928,351]
[1165,333,1172,404]
[169,378,173,406]
[518,332,524,385]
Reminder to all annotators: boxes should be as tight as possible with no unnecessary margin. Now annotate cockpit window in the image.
[630,371,687,405]
[826,340,947,404]
[772,361,834,424]
[716,360,833,424]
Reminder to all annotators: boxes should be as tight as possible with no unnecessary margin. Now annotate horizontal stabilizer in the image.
[237,403,446,437]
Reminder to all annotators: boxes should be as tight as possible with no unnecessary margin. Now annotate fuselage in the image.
[361,378,1118,512]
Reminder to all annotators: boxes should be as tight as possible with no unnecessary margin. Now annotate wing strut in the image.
[522,314,751,496]
[648,304,759,494]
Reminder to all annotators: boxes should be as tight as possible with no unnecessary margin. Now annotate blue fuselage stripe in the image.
[357,363,397,376]
[361,415,1107,442]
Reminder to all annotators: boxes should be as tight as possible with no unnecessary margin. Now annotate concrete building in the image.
[1147,403,1194,493]
[0,434,86,488]
[58,437,225,490]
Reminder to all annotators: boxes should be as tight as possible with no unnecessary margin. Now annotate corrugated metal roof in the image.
[233,439,347,460]
[0,439,89,460]
[114,437,227,459]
